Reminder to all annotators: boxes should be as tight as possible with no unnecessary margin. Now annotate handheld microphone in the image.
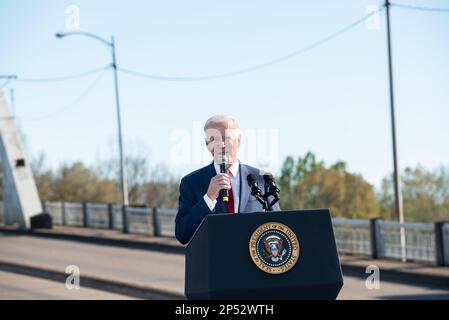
[220,154,229,202]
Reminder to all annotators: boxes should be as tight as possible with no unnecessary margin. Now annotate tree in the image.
[95,141,150,205]
[379,165,449,222]
[51,161,120,203]
[30,152,55,201]
[279,152,324,208]
[279,152,381,219]
[144,163,179,208]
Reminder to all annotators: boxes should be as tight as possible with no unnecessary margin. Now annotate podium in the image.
[185,209,343,299]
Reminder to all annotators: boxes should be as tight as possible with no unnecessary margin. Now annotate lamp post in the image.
[56,31,129,206]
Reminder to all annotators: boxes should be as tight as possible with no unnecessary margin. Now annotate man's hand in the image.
[206,173,231,201]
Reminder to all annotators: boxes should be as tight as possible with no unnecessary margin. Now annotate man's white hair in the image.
[203,115,240,131]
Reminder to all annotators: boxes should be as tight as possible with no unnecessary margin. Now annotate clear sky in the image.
[0,0,448,189]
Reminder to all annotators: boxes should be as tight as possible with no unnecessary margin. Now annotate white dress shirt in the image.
[203,161,240,213]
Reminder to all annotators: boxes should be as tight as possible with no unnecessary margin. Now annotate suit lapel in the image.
[239,164,250,213]
[204,162,216,184]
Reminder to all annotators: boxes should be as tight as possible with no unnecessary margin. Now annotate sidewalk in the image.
[1,225,449,294]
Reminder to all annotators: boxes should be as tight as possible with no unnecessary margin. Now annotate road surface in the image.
[1,232,449,300]
[0,270,134,299]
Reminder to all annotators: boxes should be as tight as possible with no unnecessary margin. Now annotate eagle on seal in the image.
[263,235,286,262]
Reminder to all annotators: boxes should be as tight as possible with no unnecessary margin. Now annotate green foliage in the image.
[30,155,179,208]
[2,148,448,221]
[47,162,121,203]
[279,152,381,219]
[379,165,449,222]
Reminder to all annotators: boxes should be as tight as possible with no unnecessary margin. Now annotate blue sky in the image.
[0,0,448,188]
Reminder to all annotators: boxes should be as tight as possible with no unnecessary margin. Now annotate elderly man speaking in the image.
[175,115,280,244]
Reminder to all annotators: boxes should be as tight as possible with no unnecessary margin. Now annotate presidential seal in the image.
[249,222,300,274]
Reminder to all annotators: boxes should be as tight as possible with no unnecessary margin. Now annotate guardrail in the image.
[1,200,448,266]
[39,200,176,237]
[332,219,372,256]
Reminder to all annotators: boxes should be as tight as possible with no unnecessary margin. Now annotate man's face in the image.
[205,122,241,165]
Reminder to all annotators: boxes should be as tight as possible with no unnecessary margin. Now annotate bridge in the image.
[1,201,449,300]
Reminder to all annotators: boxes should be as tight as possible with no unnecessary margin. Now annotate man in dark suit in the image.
[175,115,280,244]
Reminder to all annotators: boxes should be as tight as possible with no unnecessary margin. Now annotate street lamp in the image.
[56,31,129,206]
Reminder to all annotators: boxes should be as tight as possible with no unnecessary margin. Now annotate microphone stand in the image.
[262,181,280,211]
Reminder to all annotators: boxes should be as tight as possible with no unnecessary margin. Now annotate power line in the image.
[118,5,386,82]
[3,3,446,86]
[391,2,449,12]
[16,65,110,83]
[18,68,108,121]
[0,75,17,88]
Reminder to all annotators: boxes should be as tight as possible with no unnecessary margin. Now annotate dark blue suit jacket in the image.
[175,162,280,244]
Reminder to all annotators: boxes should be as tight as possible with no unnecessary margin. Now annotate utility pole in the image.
[385,0,406,261]
[110,35,129,207]
[55,32,129,206]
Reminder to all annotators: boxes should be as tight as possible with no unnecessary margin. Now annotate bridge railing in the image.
[86,203,109,229]
[377,221,436,263]
[332,219,372,256]
[444,224,449,266]
[1,200,448,266]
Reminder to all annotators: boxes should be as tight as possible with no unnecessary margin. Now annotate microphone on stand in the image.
[247,174,267,210]
[263,174,280,210]
[263,174,280,199]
